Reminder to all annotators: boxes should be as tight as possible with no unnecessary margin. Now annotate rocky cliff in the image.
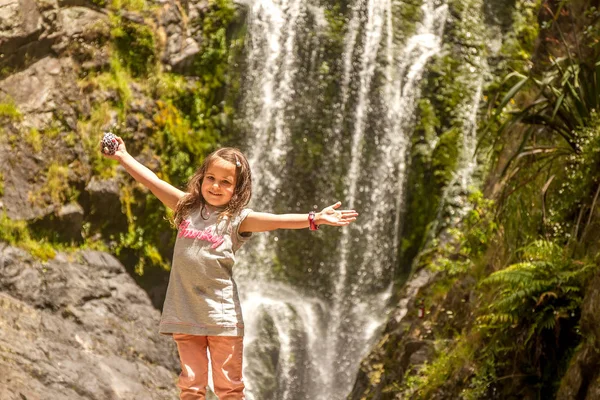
[0,244,179,399]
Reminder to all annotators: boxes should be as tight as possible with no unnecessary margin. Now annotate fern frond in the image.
[536,291,558,306]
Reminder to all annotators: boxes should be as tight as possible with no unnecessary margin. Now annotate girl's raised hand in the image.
[99,135,128,161]
[317,201,358,227]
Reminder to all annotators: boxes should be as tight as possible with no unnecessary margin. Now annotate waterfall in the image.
[329,0,447,394]
[235,0,449,398]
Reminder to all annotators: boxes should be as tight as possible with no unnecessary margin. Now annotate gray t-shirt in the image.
[159,206,253,337]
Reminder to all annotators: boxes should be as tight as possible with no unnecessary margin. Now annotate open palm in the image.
[318,201,358,226]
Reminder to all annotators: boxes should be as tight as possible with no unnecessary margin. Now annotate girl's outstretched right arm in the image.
[99,135,186,211]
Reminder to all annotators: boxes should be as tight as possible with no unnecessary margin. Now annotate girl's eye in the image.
[223,180,231,185]
[206,176,215,181]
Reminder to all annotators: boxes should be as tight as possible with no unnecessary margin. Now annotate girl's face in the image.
[201,157,237,207]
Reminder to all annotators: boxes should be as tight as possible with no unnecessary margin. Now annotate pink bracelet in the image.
[308,211,319,231]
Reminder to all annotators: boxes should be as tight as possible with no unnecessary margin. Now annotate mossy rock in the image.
[432,127,460,187]
[111,16,156,77]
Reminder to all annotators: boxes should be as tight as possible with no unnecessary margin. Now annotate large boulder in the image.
[0,244,180,399]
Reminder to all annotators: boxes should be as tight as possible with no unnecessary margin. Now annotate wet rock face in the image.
[348,269,437,400]
[0,244,179,400]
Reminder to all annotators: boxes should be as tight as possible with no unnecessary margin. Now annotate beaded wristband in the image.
[308,211,319,231]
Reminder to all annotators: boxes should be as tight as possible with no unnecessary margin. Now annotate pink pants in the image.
[173,334,245,400]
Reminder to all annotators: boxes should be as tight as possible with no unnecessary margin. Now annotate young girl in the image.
[101,136,358,400]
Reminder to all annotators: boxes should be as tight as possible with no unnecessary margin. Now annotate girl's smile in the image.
[201,157,237,207]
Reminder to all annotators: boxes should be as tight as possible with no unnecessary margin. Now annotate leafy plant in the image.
[495,56,600,160]
[479,241,593,332]
[475,240,595,397]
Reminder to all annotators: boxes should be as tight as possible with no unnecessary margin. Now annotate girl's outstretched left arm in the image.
[239,201,358,233]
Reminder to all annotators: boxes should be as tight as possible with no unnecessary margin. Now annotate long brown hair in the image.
[172,148,252,228]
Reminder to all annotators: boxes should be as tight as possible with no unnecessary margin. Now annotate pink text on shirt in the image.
[178,220,225,249]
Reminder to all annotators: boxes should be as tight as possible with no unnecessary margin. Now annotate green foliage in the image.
[0,98,22,121]
[400,0,488,275]
[27,163,78,208]
[93,0,107,6]
[431,128,460,187]
[493,56,600,159]
[76,102,118,178]
[115,184,171,275]
[115,225,169,275]
[402,339,481,399]
[86,55,133,112]
[494,109,600,252]
[471,240,595,397]
[152,99,216,184]
[394,1,424,44]
[0,211,56,261]
[429,190,497,276]
[25,128,42,153]
[192,0,235,89]
[479,241,593,331]
[111,16,156,77]
[45,163,71,206]
[582,6,600,49]
[111,0,146,12]
[324,4,347,46]
[495,0,541,74]
[181,0,238,141]
[150,72,188,101]
[398,100,443,271]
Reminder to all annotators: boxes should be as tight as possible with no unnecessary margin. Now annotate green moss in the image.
[114,183,172,275]
[393,0,425,45]
[497,0,542,73]
[111,0,146,12]
[150,73,188,101]
[324,4,347,46]
[0,171,4,196]
[111,16,156,77]
[44,163,71,206]
[402,339,477,399]
[84,54,132,113]
[152,100,215,183]
[0,98,22,121]
[432,128,460,187]
[25,128,43,153]
[26,162,79,208]
[77,102,118,178]
[399,0,488,274]
[0,211,56,261]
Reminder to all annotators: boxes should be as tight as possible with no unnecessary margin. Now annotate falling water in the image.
[329,0,447,394]
[236,0,328,397]
[235,0,450,398]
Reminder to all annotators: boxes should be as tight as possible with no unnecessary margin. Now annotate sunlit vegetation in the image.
[0,98,22,121]
[397,1,600,398]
